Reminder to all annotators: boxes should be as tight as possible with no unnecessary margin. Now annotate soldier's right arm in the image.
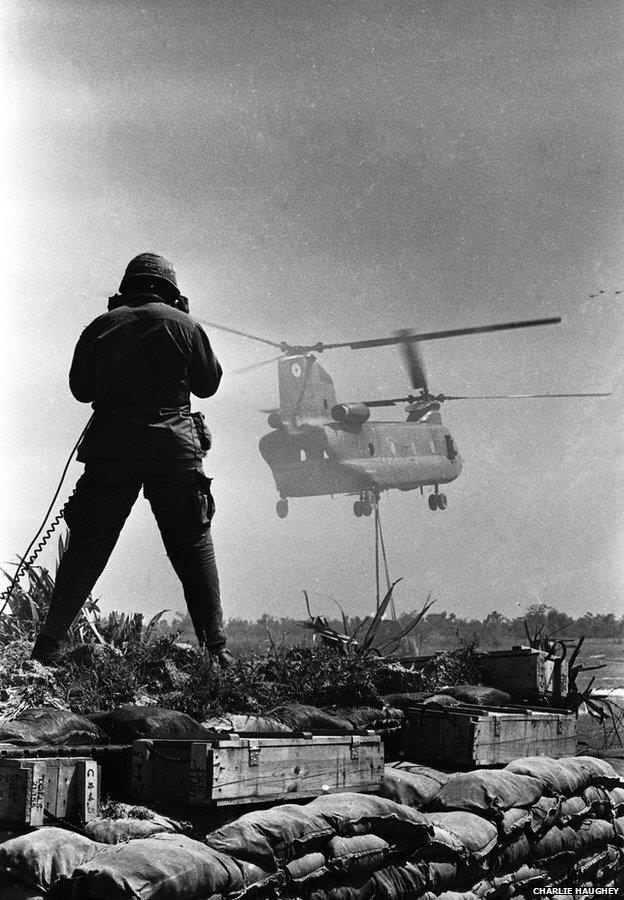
[190,323,223,398]
[69,324,97,402]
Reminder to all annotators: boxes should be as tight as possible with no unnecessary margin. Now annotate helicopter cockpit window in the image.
[368,442,375,456]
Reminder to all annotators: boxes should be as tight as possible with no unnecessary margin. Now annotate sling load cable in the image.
[0,416,93,617]
[373,501,396,621]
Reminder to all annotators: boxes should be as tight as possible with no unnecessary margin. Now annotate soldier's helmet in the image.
[119,252,180,300]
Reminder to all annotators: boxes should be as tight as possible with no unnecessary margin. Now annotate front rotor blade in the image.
[230,354,285,375]
[315,316,561,352]
[397,329,428,393]
[199,320,283,349]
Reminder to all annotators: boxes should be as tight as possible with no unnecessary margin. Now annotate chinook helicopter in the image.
[203,316,608,518]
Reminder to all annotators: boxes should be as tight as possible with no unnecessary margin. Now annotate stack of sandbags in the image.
[204,792,435,898]
[0,827,277,899]
[390,755,624,895]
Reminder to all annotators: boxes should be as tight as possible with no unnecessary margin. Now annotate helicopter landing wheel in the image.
[276,499,289,518]
[428,494,438,511]
[353,500,363,517]
[437,493,448,510]
[361,499,373,517]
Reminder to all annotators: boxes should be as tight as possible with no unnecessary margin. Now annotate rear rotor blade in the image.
[316,316,561,352]
[397,329,428,393]
[199,320,283,349]
[436,391,612,400]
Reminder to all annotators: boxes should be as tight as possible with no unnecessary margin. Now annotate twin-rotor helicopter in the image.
[203,316,608,519]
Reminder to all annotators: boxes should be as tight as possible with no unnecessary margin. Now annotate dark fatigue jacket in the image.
[70,295,222,460]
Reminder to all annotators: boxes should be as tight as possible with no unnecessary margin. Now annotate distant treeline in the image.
[163,603,624,654]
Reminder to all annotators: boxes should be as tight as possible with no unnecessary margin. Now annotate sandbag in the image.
[499,806,531,837]
[204,803,336,868]
[608,785,624,816]
[557,755,621,789]
[284,851,328,886]
[0,707,107,746]
[501,864,549,892]
[308,874,377,900]
[0,827,103,892]
[424,859,461,892]
[505,755,585,796]
[532,825,580,859]
[382,692,434,710]
[558,794,591,827]
[326,834,391,878]
[88,706,210,742]
[307,792,433,844]
[423,812,498,860]
[436,685,512,707]
[273,704,354,732]
[84,803,185,843]
[422,694,462,707]
[528,795,562,835]
[581,785,611,819]
[436,892,480,900]
[201,714,292,733]
[476,866,549,897]
[63,833,245,899]
[574,818,616,856]
[371,862,429,898]
[332,707,404,730]
[416,826,466,861]
[380,763,449,809]
[492,832,530,872]
[84,818,177,843]
[572,845,621,885]
[0,886,45,900]
[540,852,577,887]
[429,770,546,818]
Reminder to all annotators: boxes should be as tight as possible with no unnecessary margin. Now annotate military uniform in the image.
[32,254,228,663]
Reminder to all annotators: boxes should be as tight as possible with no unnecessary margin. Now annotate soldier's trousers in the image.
[38,458,226,649]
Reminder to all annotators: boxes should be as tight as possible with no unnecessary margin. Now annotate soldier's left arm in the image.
[69,324,97,402]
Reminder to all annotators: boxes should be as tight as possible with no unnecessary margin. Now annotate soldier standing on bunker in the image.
[31,253,232,668]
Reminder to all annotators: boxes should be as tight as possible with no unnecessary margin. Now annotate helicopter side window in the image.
[368,442,375,456]
[445,435,457,460]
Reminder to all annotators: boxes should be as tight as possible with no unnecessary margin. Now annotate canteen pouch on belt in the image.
[191,411,212,451]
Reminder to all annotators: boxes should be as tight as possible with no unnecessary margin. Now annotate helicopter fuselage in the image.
[257,353,463,516]
[259,416,462,499]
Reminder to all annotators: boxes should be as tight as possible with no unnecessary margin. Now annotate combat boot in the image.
[31,633,62,667]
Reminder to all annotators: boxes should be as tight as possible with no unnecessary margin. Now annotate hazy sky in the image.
[3,0,624,628]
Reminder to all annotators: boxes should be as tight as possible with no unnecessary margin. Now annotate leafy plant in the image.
[301,582,435,657]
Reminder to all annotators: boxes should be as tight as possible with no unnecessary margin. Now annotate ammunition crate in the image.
[131,732,384,806]
[402,703,577,768]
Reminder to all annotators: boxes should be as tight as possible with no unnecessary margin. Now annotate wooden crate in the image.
[402,704,576,767]
[131,733,384,806]
[477,646,569,699]
[0,757,100,826]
